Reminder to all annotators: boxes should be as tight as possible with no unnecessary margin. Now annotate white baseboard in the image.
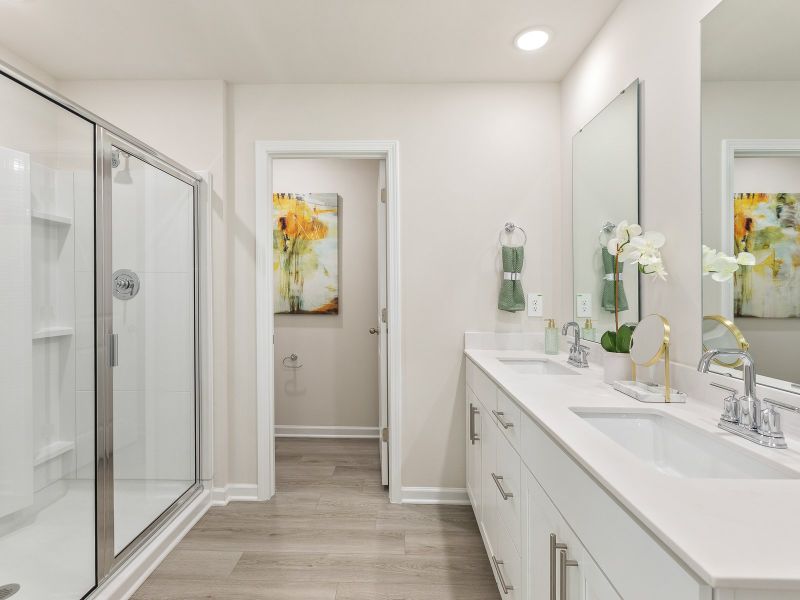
[275,425,380,438]
[401,486,470,505]
[211,483,259,506]
[89,488,211,600]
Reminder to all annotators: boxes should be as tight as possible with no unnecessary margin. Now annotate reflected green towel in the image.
[601,247,629,312]
[498,245,525,312]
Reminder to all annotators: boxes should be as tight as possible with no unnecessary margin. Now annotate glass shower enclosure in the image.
[0,63,201,599]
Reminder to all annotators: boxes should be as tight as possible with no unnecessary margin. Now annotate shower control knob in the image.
[112,269,141,300]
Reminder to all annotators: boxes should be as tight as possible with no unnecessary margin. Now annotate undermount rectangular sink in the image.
[498,358,578,376]
[573,409,799,479]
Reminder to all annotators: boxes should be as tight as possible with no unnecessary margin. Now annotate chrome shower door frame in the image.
[95,128,203,581]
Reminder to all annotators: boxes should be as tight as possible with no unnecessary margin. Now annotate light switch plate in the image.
[576,293,592,318]
[528,293,543,317]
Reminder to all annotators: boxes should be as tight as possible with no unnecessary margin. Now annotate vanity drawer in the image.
[521,416,709,600]
[495,388,522,449]
[495,427,521,553]
[467,359,497,410]
[489,509,521,599]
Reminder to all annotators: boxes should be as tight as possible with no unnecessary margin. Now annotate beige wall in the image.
[273,158,380,429]
[231,83,561,488]
[560,0,723,365]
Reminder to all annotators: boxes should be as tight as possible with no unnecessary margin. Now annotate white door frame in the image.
[254,140,402,504]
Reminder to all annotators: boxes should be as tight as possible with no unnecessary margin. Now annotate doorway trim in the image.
[254,140,402,504]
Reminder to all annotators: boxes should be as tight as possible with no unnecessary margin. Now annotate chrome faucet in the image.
[698,349,800,449]
[562,321,589,368]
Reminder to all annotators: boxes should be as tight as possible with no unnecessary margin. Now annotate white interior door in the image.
[378,161,389,486]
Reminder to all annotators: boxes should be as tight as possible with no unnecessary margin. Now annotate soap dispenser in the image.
[544,319,559,355]
[582,318,596,342]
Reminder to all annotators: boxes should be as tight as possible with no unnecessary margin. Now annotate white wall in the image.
[561,0,723,365]
[232,83,561,488]
[273,158,380,429]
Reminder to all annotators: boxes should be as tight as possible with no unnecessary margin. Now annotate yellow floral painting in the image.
[273,193,339,314]
[734,192,800,318]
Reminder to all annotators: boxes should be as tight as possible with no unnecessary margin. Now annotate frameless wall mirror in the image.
[701,0,800,394]
[572,80,640,341]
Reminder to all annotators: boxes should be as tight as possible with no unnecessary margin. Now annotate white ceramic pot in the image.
[603,351,633,385]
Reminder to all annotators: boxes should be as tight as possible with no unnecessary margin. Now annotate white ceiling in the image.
[0,0,621,83]
[702,0,800,82]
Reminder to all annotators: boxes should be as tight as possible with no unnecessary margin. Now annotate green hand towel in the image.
[498,245,525,312]
[601,247,629,312]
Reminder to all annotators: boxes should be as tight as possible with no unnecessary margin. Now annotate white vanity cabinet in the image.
[466,358,711,600]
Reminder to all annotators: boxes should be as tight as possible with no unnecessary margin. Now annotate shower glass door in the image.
[100,134,199,562]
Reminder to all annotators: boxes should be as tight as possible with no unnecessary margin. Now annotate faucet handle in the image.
[711,382,739,424]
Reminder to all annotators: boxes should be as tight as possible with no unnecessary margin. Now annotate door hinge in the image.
[380,188,387,204]
[381,427,389,443]
[381,307,387,324]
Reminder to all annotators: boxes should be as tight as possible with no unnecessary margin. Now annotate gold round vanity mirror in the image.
[702,315,749,368]
[630,314,670,366]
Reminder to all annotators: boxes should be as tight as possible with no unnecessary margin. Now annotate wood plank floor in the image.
[132,438,500,600]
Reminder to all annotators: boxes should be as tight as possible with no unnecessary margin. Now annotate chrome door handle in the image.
[491,555,514,594]
[491,473,513,499]
[559,549,578,600]
[109,333,119,367]
[492,410,514,429]
[549,534,567,600]
[369,327,379,335]
[469,404,480,444]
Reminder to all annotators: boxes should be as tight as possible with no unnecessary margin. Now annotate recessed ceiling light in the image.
[514,29,551,52]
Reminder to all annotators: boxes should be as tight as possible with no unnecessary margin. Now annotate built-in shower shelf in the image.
[33,440,75,467]
[32,326,74,340]
[31,210,73,226]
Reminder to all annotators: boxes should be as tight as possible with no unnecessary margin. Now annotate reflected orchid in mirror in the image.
[702,245,756,282]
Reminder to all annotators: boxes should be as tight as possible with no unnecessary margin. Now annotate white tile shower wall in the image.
[0,147,33,518]
[110,164,195,482]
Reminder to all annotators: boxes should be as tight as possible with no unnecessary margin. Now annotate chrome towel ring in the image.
[499,222,527,246]
[282,353,303,368]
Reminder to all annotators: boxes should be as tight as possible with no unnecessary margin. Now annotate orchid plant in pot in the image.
[600,221,668,384]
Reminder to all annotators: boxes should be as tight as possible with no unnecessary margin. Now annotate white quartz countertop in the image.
[465,348,800,590]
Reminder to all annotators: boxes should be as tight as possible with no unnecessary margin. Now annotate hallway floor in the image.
[132,437,499,599]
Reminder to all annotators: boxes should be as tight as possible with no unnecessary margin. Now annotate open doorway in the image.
[272,158,387,494]
[255,141,400,503]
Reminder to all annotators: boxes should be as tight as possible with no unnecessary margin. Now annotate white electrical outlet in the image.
[527,293,544,317]
[576,293,593,318]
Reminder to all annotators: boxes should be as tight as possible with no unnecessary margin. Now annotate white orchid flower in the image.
[643,258,668,281]
[626,231,666,265]
[606,220,643,256]
[702,245,756,280]
[736,252,756,266]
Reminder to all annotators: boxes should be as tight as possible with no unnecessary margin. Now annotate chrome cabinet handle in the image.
[549,534,567,600]
[559,549,578,600]
[369,327,379,335]
[491,473,514,500]
[491,555,514,594]
[469,404,480,444]
[492,409,514,429]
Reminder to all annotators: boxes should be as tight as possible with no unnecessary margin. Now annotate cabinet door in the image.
[525,470,620,600]
[466,388,482,518]
[480,406,498,552]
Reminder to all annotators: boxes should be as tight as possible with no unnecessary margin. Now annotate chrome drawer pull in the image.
[549,533,567,600]
[493,409,514,429]
[491,472,514,499]
[470,404,480,444]
[559,549,578,600]
[491,555,515,594]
